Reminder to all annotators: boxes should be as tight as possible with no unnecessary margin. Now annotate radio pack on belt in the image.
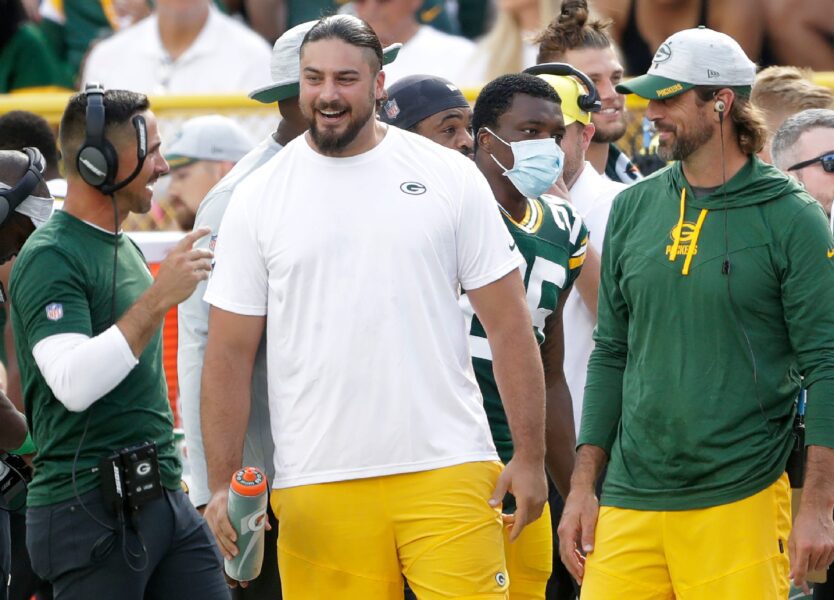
[99,441,162,517]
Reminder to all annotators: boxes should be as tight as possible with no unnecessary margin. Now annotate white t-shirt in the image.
[82,7,271,95]
[178,134,282,506]
[382,25,477,88]
[563,163,626,434]
[205,126,521,489]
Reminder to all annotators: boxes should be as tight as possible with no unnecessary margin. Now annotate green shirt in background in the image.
[581,157,834,511]
[0,23,73,92]
[10,211,180,507]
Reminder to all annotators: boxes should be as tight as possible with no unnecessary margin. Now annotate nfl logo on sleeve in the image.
[45,303,64,321]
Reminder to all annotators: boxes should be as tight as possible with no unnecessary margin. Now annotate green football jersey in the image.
[460,195,587,472]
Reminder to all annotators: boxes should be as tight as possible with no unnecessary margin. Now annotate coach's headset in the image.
[0,147,45,228]
[76,83,148,195]
[522,63,602,114]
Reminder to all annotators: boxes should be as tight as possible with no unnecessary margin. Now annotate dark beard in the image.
[307,100,374,156]
[657,121,714,161]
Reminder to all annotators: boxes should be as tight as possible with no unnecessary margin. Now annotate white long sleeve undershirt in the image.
[32,326,138,412]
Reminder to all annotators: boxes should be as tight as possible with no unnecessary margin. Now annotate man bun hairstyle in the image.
[536,0,613,63]
[301,14,384,74]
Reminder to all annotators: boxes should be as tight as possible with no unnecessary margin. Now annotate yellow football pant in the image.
[270,461,510,599]
[581,474,791,600]
[503,503,552,599]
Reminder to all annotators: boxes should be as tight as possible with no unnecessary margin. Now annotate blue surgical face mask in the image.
[485,128,565,199]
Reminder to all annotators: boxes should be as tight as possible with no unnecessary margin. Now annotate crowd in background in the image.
[2,0,833,95]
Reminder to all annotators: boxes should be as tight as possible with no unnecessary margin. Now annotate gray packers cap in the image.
[616,27,757,100]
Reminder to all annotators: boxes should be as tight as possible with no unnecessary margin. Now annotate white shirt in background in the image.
[564,162,626,434]
[382,25,477,88]
[205,127,521,489]
[178,134,283,507]
[82,7,271,95]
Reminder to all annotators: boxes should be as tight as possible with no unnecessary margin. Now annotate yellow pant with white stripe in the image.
[581,474,791,600]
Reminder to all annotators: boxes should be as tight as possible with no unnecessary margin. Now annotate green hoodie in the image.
[580,157,834,511]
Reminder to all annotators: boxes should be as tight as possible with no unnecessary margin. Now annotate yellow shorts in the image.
[503,502,552,599]
[270,461,510,600]
[581,474,791,600]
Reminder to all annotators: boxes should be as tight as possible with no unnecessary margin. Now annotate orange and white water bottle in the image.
[225,466,268,582]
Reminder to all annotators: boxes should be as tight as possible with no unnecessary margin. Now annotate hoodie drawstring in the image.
[669,187,709,276]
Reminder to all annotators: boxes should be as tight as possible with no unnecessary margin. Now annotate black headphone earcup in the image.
[77,141,118,189]
[77,146,109,187]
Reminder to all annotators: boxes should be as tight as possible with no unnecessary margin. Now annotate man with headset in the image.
[0,148,50,600]
[9,87,229,598]
[559,28,834,598]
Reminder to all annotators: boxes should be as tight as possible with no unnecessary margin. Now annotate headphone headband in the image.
[523,63,602,114]
[76,83,148,194]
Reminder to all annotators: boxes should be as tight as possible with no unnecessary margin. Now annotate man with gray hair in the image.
[772,108,834,216]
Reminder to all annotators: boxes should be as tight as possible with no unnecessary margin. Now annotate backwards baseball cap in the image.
[616,27,757,100]
[249,20,402,104]
[379,74,470,130]
[537,75,592,126]
[164,115,255,169]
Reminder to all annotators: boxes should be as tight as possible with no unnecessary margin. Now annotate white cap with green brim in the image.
[165,115,256,169]
[616,27,757,100]
[249,20,402,105]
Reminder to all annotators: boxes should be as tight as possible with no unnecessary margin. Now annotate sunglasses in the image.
[787,151,834,174]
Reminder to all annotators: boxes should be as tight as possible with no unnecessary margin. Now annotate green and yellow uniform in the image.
[460,195,587,599]
[10,211,180,507]
[462,195,587,478]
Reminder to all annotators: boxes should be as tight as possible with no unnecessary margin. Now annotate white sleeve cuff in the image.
[32,326,139,412]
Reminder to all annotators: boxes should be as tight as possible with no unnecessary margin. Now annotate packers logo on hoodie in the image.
[666,221,700,259]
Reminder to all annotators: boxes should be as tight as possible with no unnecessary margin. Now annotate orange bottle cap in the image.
[230,466,267,496]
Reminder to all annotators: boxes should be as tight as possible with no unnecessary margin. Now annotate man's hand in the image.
[205,488,238,561]
[789,502,834,593]
[557,488,599,584]
[490,457,547,542]
[150,227,213,310]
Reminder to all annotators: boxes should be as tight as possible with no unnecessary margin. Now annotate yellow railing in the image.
[2,71,832,121]
[0,92,275,125]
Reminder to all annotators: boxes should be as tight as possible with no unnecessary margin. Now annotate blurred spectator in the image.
[762,0,834,72]
[217,0,283,42]
[351,0,476,86]
[593,0,763,76]
[751,66,834,163]
[81,0,271,94]
[0,0,73,93]
[536,0,642,184]
[378,74,473,156]
[163,115,255,230]
[38,0,153,86]
[472,0,559,83]
[0,111,65,203]
[342,0,466,36]
[772,109,834,217]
